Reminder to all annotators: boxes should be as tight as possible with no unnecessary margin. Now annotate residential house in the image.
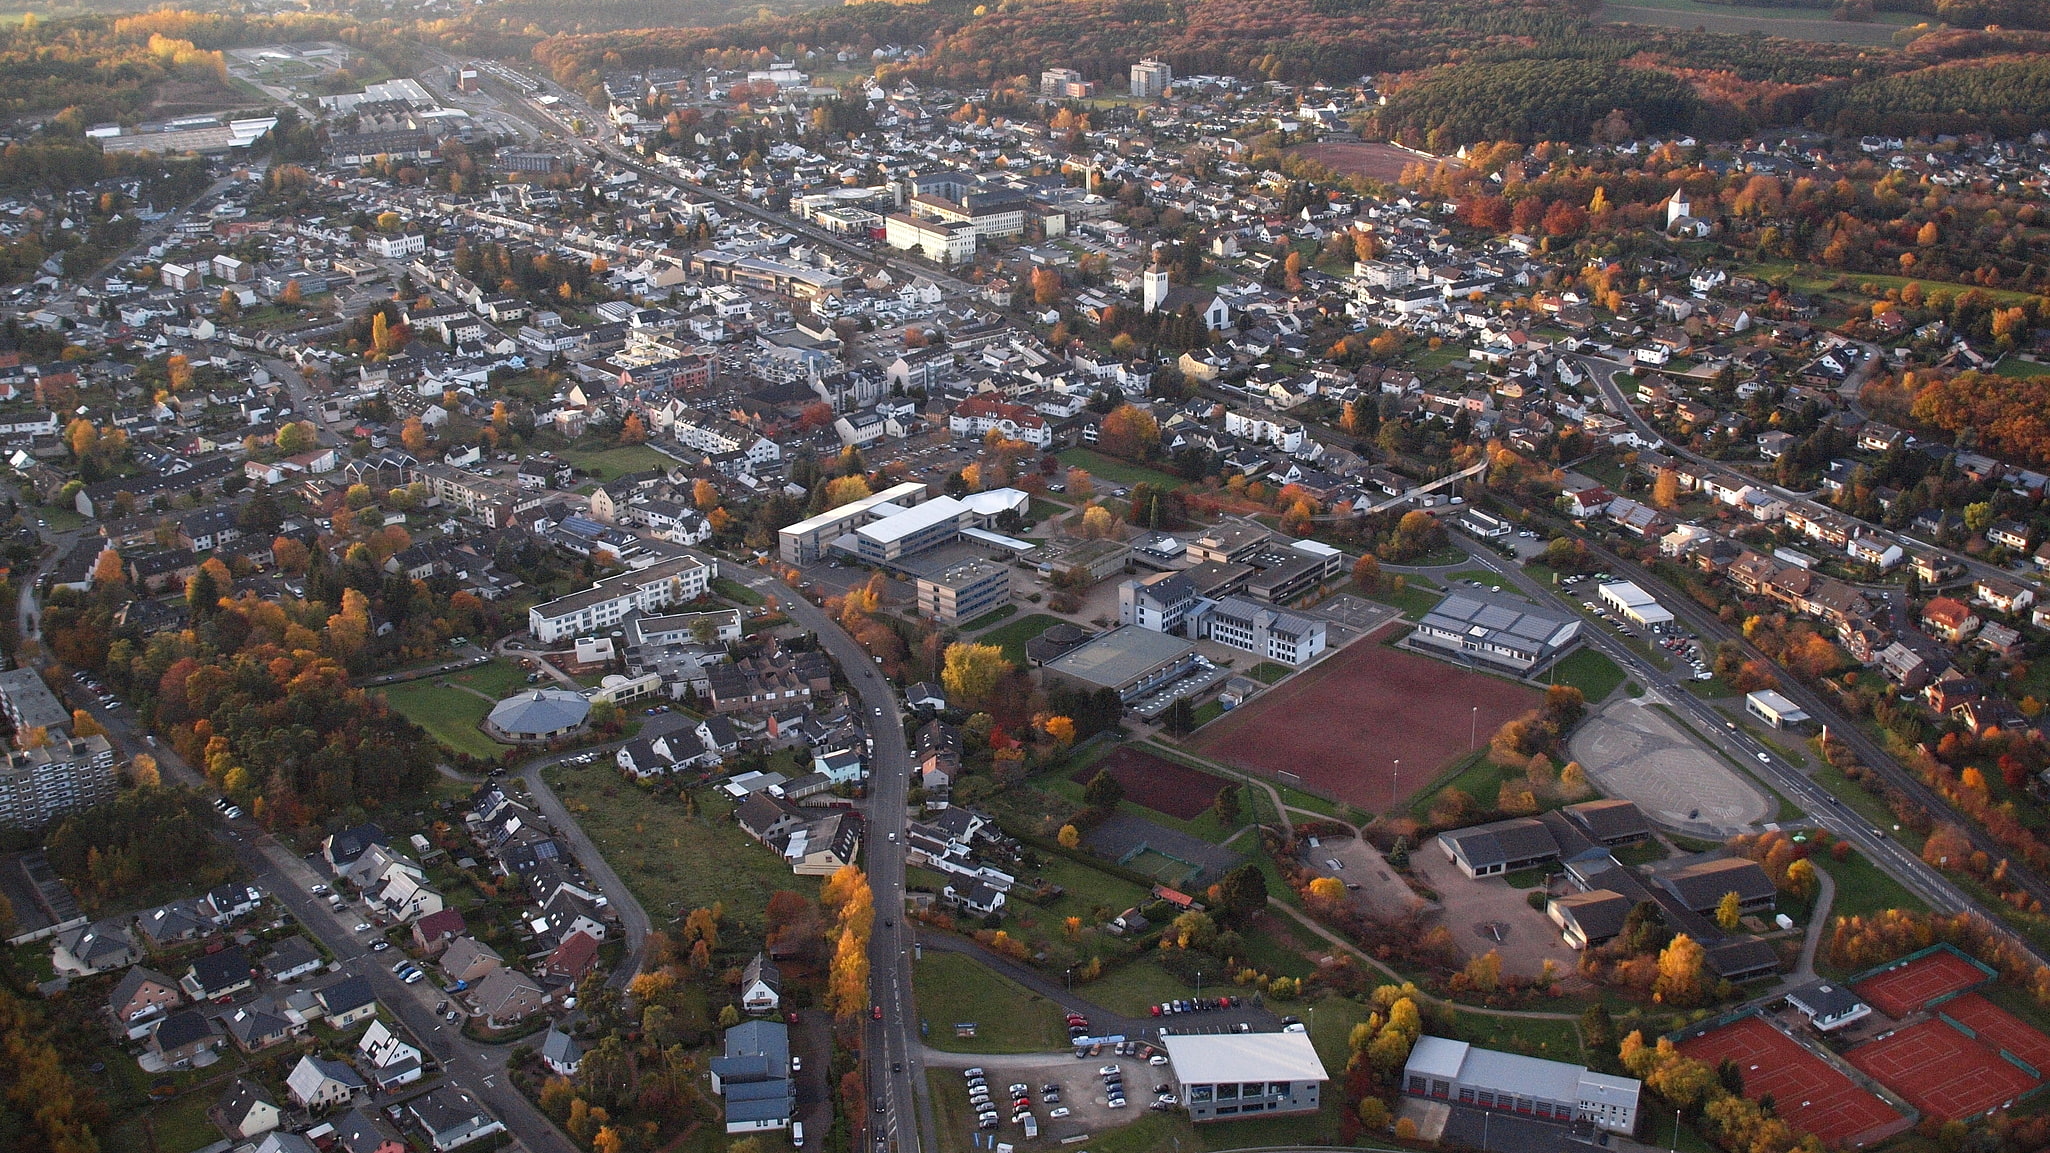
[412,908,468,956]
[315,975,379,1028]
[541,930,601,983]
[741,952,781,1014]
[357,1020,425,1090]
[214,1079,282,1140]
[107,965,184,1028]
[1974,576,2036,616]
[470,967,547,1028]
[1922,596,1981,643]
[222,999,296,1052]
[332,1106,409,1153]
[53,918,141,975]
[406,1087,507,1151]
[264,936,325,982]
[287,1053,367,1109]
[150,1009,218,1064]
[440,937,504,985]
[182,947,256,1001]
[541,1027,584,1076]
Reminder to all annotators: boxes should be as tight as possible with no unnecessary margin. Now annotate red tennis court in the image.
[1939,994,2050,1074]
[1846,1020,2039,1121]
[1679,1016,1905,1146]
[1854,949,1988,1018]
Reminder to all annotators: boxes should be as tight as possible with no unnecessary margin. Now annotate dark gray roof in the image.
[153,1009,215,1051]
[1564,799,1652,842]
[1787,980,1866,1021]
[316,974,376,1016]
[1441,817,1559,869]
[1549,890,1632,941]
[187,946,254,994]
[333,1106,402,1153]
[1654,857,1776,911]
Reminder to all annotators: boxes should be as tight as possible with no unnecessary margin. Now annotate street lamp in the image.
[1392,759,1401,807]
[1470,705,1479,750]
[1195,971,1203,999]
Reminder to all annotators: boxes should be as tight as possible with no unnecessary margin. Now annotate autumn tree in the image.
[619,413,648,444]
[1653,933,1707,1006]
[942,642,1011,707]
[1098,404,1160,460]
[1308,876,1346,903]
[91,548,125,587]
[1352,553,1382,593]
[1083,768,1125,813]
[822,475,873,509]
[1058,823,1081,848]
[1079,504,1116,539]
[1064,467,1094,499]
[1714,890,1742,932]
[401,416,428,455]
[70,709,104,738]
[1652,469,1681,510]
[693,479,720,509]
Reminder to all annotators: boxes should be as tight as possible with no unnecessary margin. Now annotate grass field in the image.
[1082,957,1208,1015]
[380,680,505,759]
[977,612,1065,664]
[542,767,817,926]
[1548,648,1628,702]
[1056,448,1186,492]
[960,604,1018,632]
[713,577,765,606]
[916,951,1069,1052]
[558,442,678,479]
[1995,357,2050,380]
[1820,847,1929,922]
[1741,262,2042,308]
[1601,2,1903,42]
[1367,581,1445,620]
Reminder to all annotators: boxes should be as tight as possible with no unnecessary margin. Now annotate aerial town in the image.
[2,4,2050,1153]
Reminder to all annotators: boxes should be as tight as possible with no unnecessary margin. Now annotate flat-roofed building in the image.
[1403,1036,1640,1134]
[777,481,931,564]
[1409,592,1581,675]
[0,668,71,736]
[0,734,117,830]
[1598,580,1674,628]
[845,489,1029,565]
[1161,1032,1326,1121]
[1744,689,1810,730]
[1042,626,1201,703]
[910,556,1010,624]
[526,554,715,643]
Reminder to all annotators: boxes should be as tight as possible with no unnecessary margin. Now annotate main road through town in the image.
[727,564,938,1153]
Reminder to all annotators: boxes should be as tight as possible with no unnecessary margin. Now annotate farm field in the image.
[1285,140,1435,182]
[1189,626,1540,809]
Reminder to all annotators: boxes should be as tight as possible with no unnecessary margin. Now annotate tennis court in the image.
[1855,949,1989,1018]
[1846,1019,2039,1121]
[1939,994,2050,1074]
[1678,1015,1905,1146]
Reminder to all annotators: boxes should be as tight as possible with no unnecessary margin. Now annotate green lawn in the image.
[378,680,506,759]
[1548,648,1628,702]
[149,1086,225,1153]
[1995,357,2050,380]
[1056,448,1186,492]
[1740,262,2041,308]
[1821,846,1929,921]
[541,770,817,929]
[1248,662,1291,685]
[1030,852,1153,925]
[977,612,1065,664]
[712,577,766,606]
[1445,1006,1583,1061]
[960,604,1018,632]
[915,951,1069,1052]
[1082,957,1208,1015]
[1190,700,1226,728]
[1368,582,1444,620]
[558,442,677,479]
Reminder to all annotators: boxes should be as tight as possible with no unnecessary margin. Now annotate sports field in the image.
[1846,1019,2039,1121]
[1677,1015,1906,1147]
[1071,746,1228,820]
[1855,948,1989,1018]
[1187,625,1539,809]
[1941,994,2050,1074]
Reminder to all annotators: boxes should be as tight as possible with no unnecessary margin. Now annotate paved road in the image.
[520,759,652,989]
[726,563,936,1153]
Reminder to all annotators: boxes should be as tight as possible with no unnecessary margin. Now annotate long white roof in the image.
[1161,1031,1328,1085]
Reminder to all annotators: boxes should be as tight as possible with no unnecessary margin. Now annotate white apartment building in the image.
[1201,596,1327,666]
[1130,59,1173,99]
[528,554,717,642]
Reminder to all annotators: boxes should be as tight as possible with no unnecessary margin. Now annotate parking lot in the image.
[923,1045,1180,1143]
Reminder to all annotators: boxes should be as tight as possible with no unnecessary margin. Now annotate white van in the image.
[791,1122,805,1147]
